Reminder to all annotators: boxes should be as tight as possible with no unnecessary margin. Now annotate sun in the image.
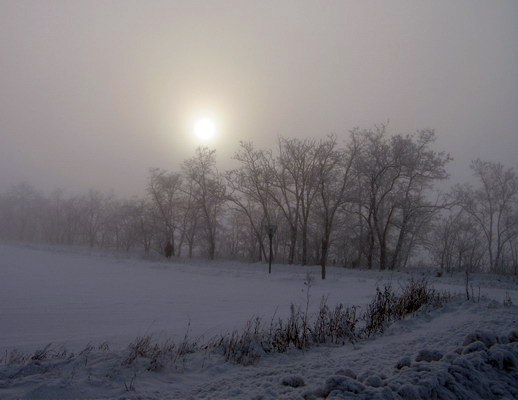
[194,118,216,141]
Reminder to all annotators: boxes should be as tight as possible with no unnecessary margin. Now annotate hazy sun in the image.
[194,118,216,141]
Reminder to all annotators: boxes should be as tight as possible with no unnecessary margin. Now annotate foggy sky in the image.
[1,0,517,196]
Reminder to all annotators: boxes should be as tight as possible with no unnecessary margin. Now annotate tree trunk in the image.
[390,220,407,270]
[379,241,387,270]
[302,225,308,266]
[367,231,374,270]
[188,241,193,258]
[288,226,297,265]
[320,237,328,280]
[209,236,215,260]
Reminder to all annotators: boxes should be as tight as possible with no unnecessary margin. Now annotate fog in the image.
[1,0,517,196]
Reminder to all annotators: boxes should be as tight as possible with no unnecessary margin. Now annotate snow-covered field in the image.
[1,243,517,399]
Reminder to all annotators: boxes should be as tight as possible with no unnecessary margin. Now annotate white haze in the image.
[0,0,517,196]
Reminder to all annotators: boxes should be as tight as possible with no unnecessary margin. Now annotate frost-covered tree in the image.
[314,135,358,279]
[40,189,82,245]
[133,198,155,254]
[267,137,324,265]
[428,209,486,274]
[77,190,112,248]
[0,182,43,241]
[226,142,275,261]
[352,126,451,270]
[453,160,518,273]
[147,168,183,256]
[182,147,226,260]
[177,174,200,258]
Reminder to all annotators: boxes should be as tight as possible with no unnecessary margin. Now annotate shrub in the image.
[216,317,265,365]
[362,278,449,337]
[217,277,449,365]
[311,299,359,345]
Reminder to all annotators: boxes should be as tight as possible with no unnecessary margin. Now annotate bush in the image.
[216,278,450,365]
[1,278,450,372]
[363,278,449,337]
[363,285,396,337]
[215,317,265,365]
[122,334,197,371]
[311,299,359,345]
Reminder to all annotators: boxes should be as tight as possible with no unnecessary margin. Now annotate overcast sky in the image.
[1,0,517,196]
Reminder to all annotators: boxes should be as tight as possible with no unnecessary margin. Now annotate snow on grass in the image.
[0,243,517,399]
[0,243,398,352]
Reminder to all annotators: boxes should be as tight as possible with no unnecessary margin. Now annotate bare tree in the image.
[108,198,146,252]
[266,137,321,265]
[387,130,452,269]
[177,174,200,258]
[509,235,518,275]
[295,139,321,266]
[353,126,451,270]
[314,135,358,279]
[428,209,485,274]
[77,190,111,248]
[133,198,155,254]
[226,142,274,261]
[182,147,226,260]
[264,139,300,265]
[0,183,43,241]
[41,189,82,245]
[454,160,518,273]
[147,168,183,256]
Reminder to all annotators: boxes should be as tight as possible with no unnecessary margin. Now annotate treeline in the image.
[1,126,517,277]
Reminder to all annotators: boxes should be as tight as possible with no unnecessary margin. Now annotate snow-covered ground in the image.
[0,243,517,399]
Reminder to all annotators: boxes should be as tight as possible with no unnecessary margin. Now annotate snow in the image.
[414,349,443,362]
[0,243,384,352]
[0,243,517,399]
[280,375,306,388]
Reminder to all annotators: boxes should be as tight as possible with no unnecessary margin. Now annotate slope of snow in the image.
[0,243,517,399]
[1,299,516,399]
